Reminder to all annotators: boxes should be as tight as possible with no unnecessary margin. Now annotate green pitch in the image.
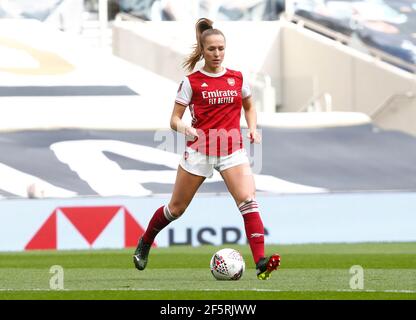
[0,242,415,300]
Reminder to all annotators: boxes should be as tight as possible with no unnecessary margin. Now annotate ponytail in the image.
[183,18,225,72]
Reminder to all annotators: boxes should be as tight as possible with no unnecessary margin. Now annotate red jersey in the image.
[175,68,251,156]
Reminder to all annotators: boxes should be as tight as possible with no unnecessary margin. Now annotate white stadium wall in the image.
[112,20,282,112]
[1,193,415,251]
[113,19,416,136]
[112,20,282,83]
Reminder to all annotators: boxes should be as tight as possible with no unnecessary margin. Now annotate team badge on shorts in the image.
[184,151,189,160]
[227,78,235,86]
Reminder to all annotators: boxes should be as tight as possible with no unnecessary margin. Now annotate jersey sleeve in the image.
[241,72,252,99]
[175,76,192,106]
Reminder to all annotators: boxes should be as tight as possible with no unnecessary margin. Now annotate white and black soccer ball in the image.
[210,248,245,280]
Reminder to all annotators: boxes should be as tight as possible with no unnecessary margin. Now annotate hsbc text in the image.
[167,227,268,246]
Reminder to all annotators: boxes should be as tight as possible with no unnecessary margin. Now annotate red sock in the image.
[142,205,176,244]
[239,200,265,264]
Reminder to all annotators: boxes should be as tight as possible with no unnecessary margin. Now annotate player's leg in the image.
[219,162,263,259]
[220,162,280,280]
[134,165,205,270]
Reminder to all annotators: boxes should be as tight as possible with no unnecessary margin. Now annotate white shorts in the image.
[179,147,250,178]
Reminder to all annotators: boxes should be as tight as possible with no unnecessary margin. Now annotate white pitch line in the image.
[0,288,415,293]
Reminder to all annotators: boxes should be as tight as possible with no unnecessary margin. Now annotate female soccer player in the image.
[133,18,280,280]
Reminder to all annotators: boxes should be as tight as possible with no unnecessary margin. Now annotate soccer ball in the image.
[210,248,245,280]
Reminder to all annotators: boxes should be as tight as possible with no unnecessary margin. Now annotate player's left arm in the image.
[242,96,261,144]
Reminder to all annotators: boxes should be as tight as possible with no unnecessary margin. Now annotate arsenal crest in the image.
[227,78,235,86]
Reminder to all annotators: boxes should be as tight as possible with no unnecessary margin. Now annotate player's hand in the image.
[185,126,199,141]
[247,130,261,144]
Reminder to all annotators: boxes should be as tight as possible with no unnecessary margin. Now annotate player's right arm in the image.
[171,76,199,139]
[170,103,198,139]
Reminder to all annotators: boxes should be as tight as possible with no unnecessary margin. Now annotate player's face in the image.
[202,34,225,72]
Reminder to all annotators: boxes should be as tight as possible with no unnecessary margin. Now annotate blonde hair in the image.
[183,18,225,72]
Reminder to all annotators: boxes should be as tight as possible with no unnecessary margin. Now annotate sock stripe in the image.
[163,205,176,222]
[238,199,259,215]
[240,201,258,208]
[240,203,258,211]
[240,208,259,215]
[238,199,256,209]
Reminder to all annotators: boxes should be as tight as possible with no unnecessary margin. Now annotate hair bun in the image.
[196,18,213,35]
